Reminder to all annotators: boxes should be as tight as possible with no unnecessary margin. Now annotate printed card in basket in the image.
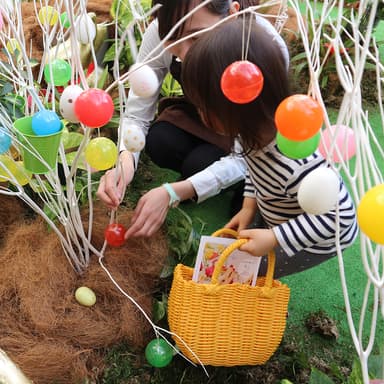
[192,235,261,285]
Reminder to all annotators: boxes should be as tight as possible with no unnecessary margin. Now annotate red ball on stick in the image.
[104,223,127,247]
[220,60,264,104]
[74,88,114,128]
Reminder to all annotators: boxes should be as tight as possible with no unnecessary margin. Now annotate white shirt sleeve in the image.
[187,140,247,203]
[119,19,172,166]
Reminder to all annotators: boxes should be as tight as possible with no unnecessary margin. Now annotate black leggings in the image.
[251,213,336,278]
[145,121,227,179]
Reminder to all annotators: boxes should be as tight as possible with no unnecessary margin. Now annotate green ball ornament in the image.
[276,131,320,159]
[44,59,72,86]
[60,12,71,28]
[145,339,173,368]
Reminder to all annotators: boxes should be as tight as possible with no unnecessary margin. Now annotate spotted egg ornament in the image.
[127,63,158,98]
[122,123,145,152]
[59,85,84,123]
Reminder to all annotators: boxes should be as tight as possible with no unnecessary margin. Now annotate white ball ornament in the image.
[59,85,84,122]
[75,14,96,44]
[297,167,340,215]
[122,124,146,152]
[128,63,158,98]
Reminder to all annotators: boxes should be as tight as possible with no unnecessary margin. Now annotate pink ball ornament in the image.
[318,124,356,163]
[220,60,264,104]
[74,88,114,128]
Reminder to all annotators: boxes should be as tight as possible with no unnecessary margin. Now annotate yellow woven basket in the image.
[168,228,290,367]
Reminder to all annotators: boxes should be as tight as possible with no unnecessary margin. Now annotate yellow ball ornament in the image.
[85,137,118,171]
[357,184,384,244]
[0,155,17,182]
[6,38,21,55]
[12,162,32,186]
[38,6,59,26]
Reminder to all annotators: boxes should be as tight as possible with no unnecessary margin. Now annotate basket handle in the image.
[210,228,276,287]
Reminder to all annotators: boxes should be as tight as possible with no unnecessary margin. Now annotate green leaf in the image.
[347,359,364,384]
[64,151,87,169]
[102,43,118,63]
[0,82,13,96]
[61,131,84,151]
[152,293,168,322]
[309,368,336,384]
[97,66,110,89]
[368,355,384,380]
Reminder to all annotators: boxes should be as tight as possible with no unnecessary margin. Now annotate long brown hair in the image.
[181,15,291,152]
[153,0,260,40]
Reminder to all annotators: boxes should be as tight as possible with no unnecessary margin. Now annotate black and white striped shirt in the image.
[244,140,358,256]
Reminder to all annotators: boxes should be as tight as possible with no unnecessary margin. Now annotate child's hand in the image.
[225,206,256,231]
[238,228,278,256]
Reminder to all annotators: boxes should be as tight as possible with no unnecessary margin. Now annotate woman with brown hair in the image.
[97,1,289,238]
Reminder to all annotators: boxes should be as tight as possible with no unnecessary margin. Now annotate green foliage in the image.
[0,69,25,119]
[104,0,153,70]
[290,1,381,97]
[160,73,183,98]
[309,368,336,384]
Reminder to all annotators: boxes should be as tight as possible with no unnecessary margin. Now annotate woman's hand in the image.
[96,151,135,209]
[225,197,258,231]
[238,228,278,256]
[124,186,170,238]
[125,180,197,238]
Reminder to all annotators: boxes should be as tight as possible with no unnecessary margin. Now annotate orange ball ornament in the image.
[220,60,264,104]
[275,94,324,141]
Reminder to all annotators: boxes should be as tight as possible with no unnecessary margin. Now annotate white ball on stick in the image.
[297,167,340,215]
[128,63,158,98]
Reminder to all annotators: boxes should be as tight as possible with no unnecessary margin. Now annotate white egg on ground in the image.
[122,123,145,152]
[297,167,340,215]
[59,85,84,122]
[75,14,96,44]
[128,63,158,98]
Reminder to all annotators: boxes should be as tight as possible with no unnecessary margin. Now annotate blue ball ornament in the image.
[145,339,173,368]
[0,128,11,153]
[31,110,62,136]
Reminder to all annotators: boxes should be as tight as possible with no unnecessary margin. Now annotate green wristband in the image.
[162,183,181,208]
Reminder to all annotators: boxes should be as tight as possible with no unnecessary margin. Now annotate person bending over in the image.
[97,0,289,238]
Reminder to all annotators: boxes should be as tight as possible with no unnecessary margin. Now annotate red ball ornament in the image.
[220,60,264,104]
[274,94,323,141]
[74,88,114,128]
[104,223,127,247]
